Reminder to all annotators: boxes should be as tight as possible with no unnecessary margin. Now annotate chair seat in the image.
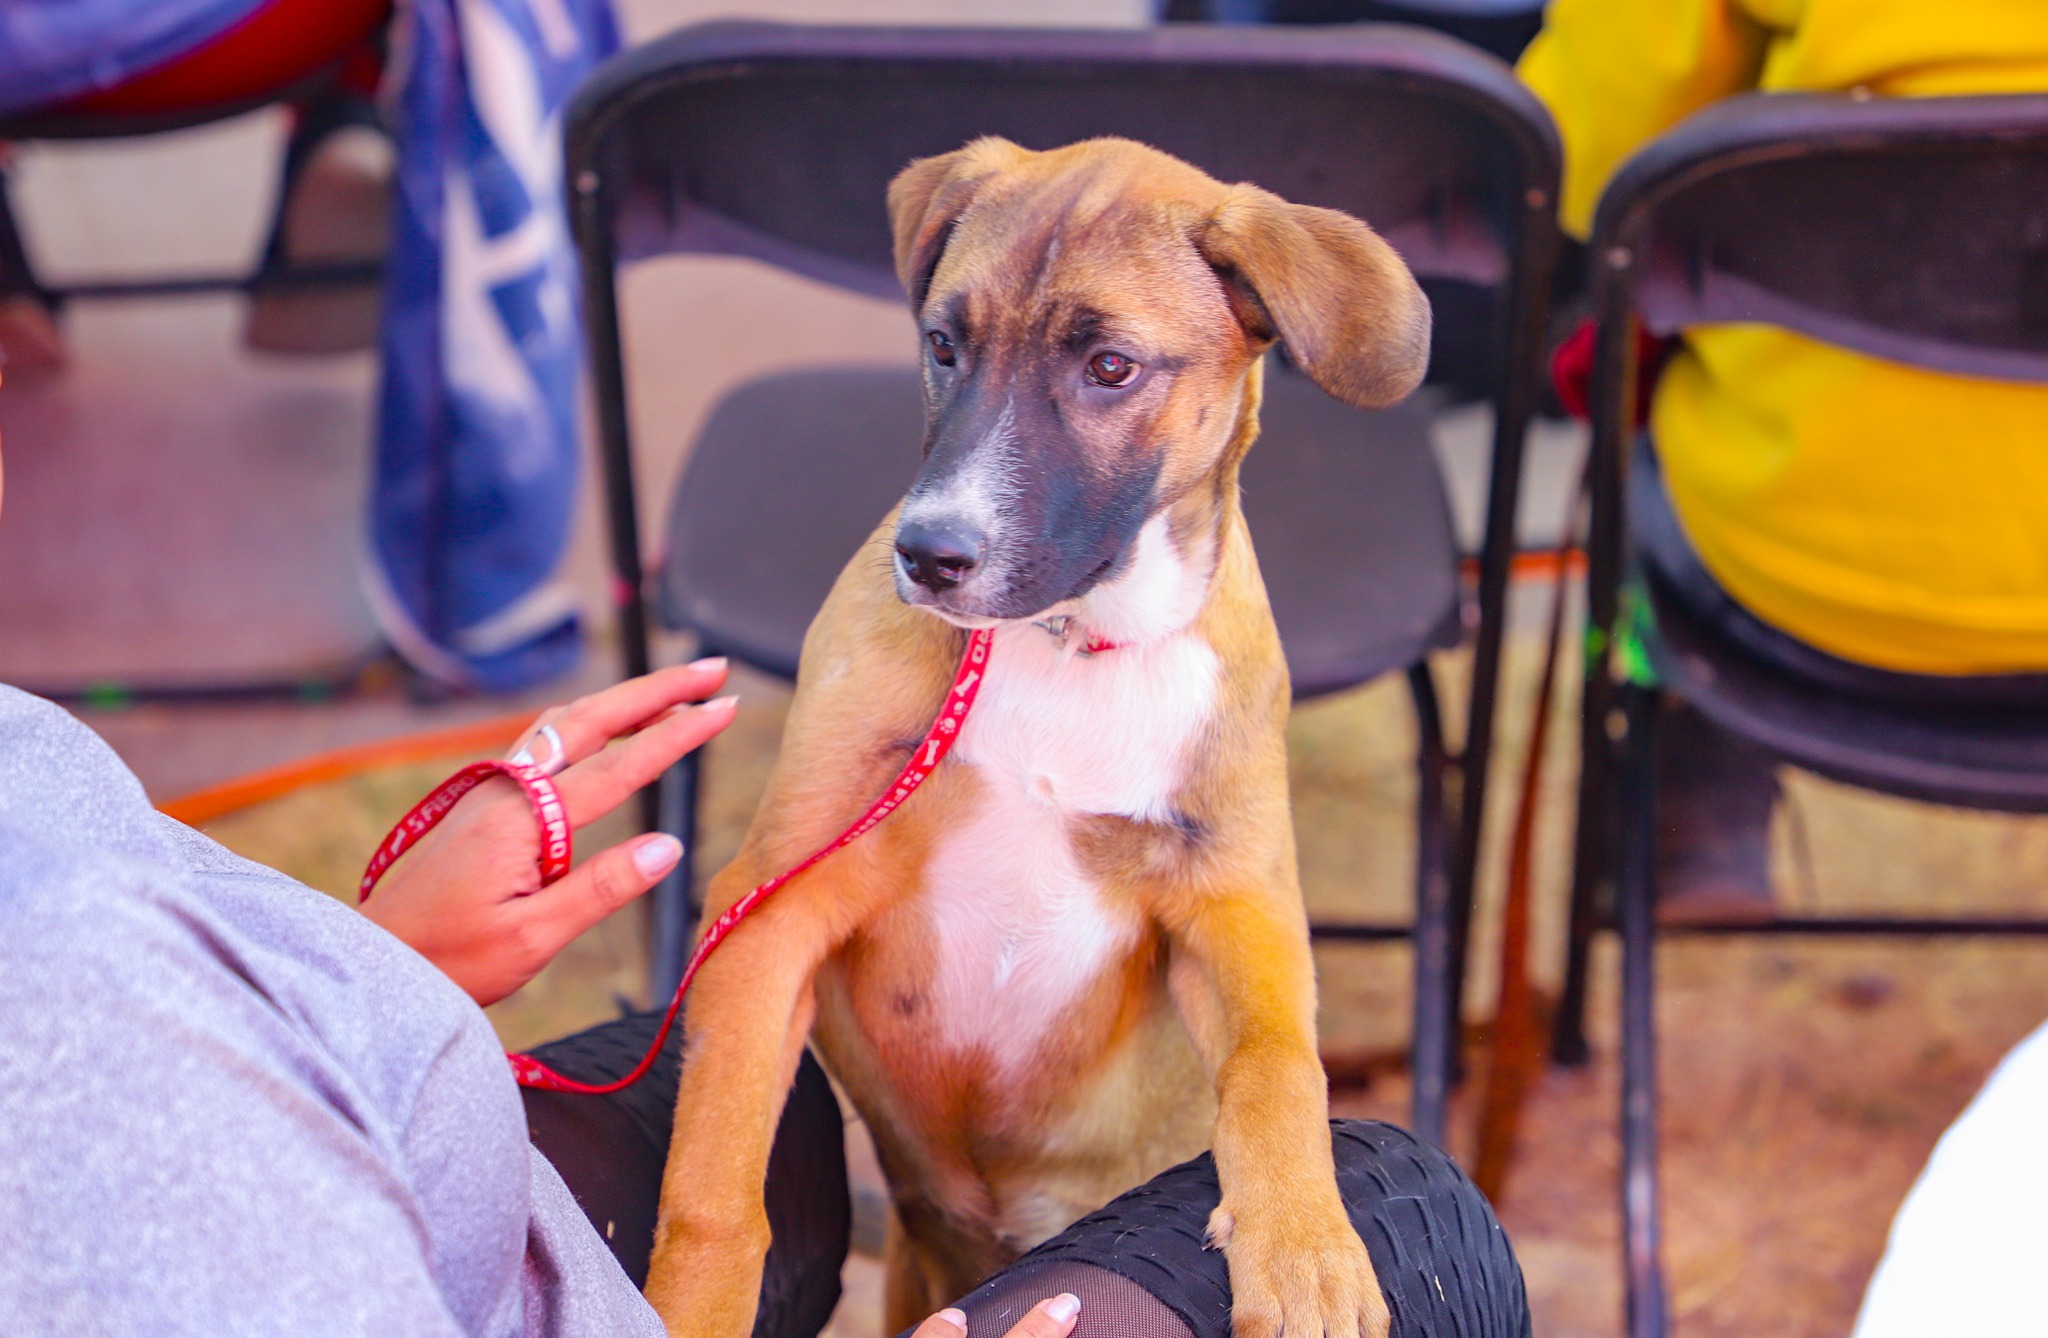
[1646,579,2048,814]
[656,364,1461,696]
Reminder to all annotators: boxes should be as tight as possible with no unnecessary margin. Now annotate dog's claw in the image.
[1218,1199,1391,1338]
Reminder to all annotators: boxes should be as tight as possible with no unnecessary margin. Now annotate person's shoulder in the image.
[0,684,171,862]
[0,805,171,958]
[0,682,98,737]
[0,814,308,1053]
[0,683,142,786]
[0,687,510,1135]
[0,684,412,1025]
[0,803,504,1145]
[0,818,490,1335]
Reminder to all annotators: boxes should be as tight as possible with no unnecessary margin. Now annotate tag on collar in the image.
[1031,615,1121,656]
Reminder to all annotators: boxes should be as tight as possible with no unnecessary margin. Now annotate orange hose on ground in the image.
[1459,547,1586,583]
[1471,510,1586,1200]
[1472,577,1567,1201]
[159,709,536,827]
[156,551,1583,831]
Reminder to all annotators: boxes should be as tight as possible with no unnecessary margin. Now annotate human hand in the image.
[913,1293,1081,1338]
[362,659,736,1005]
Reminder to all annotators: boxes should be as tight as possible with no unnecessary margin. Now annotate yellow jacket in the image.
[1520,0,2048,674]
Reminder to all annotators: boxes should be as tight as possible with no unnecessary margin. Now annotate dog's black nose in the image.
[895,518,984,593]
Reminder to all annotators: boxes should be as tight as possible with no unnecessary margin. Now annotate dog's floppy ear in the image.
[1196,185,1431,410]
[888,137,1028,313]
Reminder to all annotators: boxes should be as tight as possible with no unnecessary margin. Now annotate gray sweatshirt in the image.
[0,685,666,1337]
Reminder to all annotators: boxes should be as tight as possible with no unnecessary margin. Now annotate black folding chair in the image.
[1552,91,2048,1338]
[564,20,1560,1145]
[0,70,388,705]
[0,72,379,314]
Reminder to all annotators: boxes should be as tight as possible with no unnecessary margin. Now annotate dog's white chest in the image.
[918,625,1220,1073]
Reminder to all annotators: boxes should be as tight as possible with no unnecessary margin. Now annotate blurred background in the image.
[4,3,2048,1337]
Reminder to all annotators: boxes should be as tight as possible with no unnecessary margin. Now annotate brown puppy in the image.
[643,136,1430,1338]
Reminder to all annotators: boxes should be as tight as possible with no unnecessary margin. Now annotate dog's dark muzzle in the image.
[894,381,1164,619]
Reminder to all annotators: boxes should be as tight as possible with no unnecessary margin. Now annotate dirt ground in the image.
[197,633,2048,1338]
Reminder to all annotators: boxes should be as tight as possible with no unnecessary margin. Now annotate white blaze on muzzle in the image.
[896,397,1026,598]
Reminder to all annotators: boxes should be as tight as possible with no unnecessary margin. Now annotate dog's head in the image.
[884,135,1429,627]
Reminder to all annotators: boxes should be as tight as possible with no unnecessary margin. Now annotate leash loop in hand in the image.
[358,760,572,903]
[360,629,995,1095]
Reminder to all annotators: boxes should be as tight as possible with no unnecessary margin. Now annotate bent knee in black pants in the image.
[521,1015,1523,1338]
[519,1011,852,1338]
[942,1121,1528,1338]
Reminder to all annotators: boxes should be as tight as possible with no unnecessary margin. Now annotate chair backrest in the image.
[1593,91,2048,385]
[565,20,1558,302]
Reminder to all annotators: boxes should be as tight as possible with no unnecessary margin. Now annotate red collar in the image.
[1030,614,1125,656]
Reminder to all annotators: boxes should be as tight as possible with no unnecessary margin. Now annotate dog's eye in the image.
[1086,351,1138,387]
[926,331,956,368]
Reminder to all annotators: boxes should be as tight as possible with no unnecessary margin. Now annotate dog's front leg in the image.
[1168,888,1391,1338]
[642,868,843,1338]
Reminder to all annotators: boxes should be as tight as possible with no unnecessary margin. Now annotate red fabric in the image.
[1549,318,1673,429]
[60,0,391,117]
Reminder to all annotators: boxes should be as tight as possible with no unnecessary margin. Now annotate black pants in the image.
[523,1014,1529,1338]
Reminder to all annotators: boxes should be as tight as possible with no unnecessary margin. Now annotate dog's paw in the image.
[1210,1199,1390,1338]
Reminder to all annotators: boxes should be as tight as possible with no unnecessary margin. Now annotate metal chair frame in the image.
[0,66,381,307]
[563,20,1560,1145]
[0,70,389,708]
[1551,91,2048,1338]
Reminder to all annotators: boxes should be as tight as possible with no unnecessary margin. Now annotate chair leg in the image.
[1616,684,1669,1338]
[0,169,46,301]
[1406,662,1455,1148]
[1448,300,1540,1095]
[1553,656,1616,1068]
[569,179,659,831]
[648,748,703,1003]
[1552,845,1599,1066]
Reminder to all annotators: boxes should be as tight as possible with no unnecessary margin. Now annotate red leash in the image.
[359,760,575,899]
[361,628,995,1094]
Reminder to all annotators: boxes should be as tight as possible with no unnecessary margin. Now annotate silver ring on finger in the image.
[508,722,569,778]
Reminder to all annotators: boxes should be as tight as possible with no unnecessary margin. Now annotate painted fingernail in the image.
[700,694,739,712]
[936,1310,967,1331]
[1045,1294,1081,1324]
[687,656,728,673]
[632,834,683,878]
